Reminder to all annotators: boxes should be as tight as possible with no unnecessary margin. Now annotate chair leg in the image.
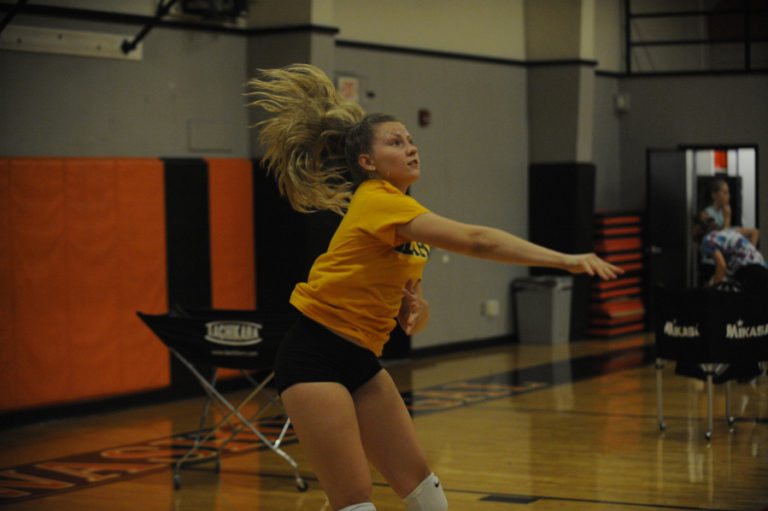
[168,352,307,491]
[706,372,714,441]
[195,368,219,442]
[698,363,729,441]
[725,380,735,432]
[655,358,666,431]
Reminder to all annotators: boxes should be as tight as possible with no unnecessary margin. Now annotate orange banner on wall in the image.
[207,158,256,310]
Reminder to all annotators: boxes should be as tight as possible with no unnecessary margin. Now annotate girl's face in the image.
[361,121,420,193]
[712,182,730,206]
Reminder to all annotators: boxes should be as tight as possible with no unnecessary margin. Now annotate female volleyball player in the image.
[248,64,622,511]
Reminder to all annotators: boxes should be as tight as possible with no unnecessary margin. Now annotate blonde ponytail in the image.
[247,64,366,215]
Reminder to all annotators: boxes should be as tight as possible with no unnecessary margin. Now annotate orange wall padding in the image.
[207,158,256,310]
[0,159,12,408]
[0,158,169,412]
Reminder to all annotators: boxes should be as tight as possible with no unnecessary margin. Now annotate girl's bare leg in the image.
[280,382,374,510]
[352,370,431,498]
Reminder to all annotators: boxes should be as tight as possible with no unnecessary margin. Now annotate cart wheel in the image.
[173,474,181,490]
[215,460,221,473]
[659,421,666,431]
[296,478,309,492]
[705,431,712,441]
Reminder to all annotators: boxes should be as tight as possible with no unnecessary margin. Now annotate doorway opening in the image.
[646,145,759,290]
[684,145,759,287]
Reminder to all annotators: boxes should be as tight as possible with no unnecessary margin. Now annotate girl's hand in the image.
[398,279,430,335]
[565,253,624,280]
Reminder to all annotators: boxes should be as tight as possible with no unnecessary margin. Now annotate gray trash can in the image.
[513,276,573,345]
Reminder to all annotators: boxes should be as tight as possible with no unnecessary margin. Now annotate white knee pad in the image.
[338,503,376,511]
[403,473,447,511]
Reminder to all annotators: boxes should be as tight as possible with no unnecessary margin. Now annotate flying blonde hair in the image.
[247,63,368,215]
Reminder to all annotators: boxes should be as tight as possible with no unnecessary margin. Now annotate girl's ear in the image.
[358,153,375,172]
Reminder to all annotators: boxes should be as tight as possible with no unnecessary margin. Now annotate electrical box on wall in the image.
[481,299,500,317]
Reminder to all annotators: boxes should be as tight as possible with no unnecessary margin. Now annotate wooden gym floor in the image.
[1,333,767,510]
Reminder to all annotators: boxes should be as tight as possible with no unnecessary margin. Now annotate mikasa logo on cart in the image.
[204,321,263,345]
[726,319,768,339]
[663,320,700,338]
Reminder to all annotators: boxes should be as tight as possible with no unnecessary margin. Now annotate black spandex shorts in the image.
[273,315,383,395]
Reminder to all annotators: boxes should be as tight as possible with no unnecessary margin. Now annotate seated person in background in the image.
[693,211,768,294]
[683,212,766,383]
[705,178,759,246]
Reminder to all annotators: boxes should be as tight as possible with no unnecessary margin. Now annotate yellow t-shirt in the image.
[290,179,431,356]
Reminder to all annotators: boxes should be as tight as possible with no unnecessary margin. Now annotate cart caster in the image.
[173,473,181,490]
[705,431,712,441]
[658,421,666,431]
[296,477,309,492]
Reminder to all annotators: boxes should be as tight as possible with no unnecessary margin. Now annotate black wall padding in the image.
[163,158,212,389]
[252,160,411,358]
[252,160,340,313]
[528,163,596,339]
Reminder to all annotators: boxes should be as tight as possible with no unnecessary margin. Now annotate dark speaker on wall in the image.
[181,0,247,20]
[528,163,596,339]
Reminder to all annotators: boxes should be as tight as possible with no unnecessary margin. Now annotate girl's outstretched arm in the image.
[397,212,623,280]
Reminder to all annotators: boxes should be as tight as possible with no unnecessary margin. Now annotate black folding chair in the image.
[137,307,307,491]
